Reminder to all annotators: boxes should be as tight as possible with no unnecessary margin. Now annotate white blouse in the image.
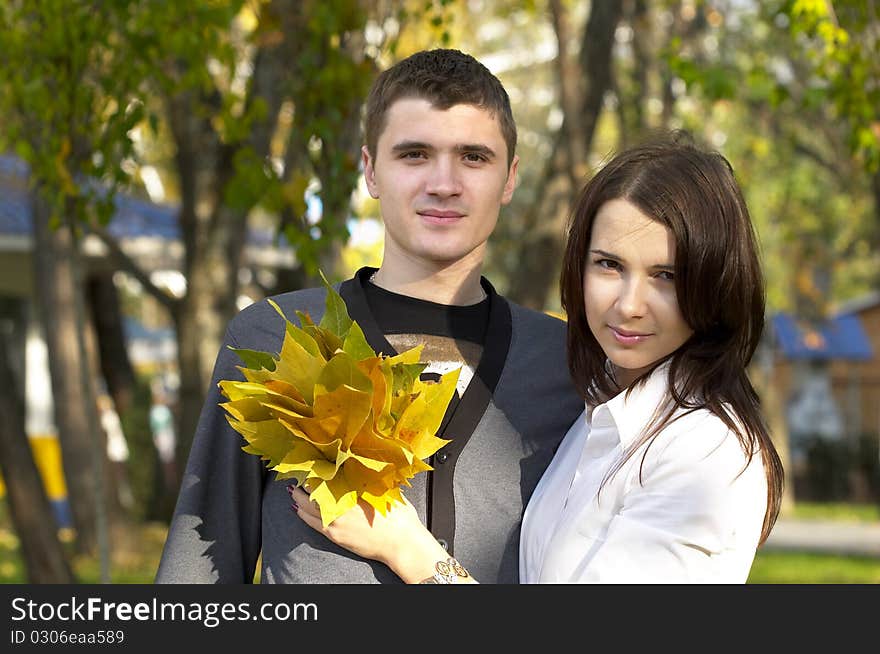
[520,366,768,583]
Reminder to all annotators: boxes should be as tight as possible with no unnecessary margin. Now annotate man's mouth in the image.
[418,209,465,223]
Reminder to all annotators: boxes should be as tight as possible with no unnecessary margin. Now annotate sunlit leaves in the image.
[0,1,156,223]
[786,0,879,171]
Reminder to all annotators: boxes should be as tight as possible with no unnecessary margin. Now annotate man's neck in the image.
[370,253,487,306]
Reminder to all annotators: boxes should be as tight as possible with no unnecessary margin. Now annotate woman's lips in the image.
[610,326,652,344]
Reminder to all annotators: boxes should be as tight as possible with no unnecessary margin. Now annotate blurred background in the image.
[0,0,877,584]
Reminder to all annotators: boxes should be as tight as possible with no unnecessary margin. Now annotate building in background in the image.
[768,302,877,502]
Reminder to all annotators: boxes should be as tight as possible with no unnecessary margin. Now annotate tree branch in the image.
[86,222,181,314]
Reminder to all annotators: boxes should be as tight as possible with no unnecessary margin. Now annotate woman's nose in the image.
[616,276,648,318]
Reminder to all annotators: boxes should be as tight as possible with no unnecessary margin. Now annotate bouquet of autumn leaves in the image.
[218,276,460,527]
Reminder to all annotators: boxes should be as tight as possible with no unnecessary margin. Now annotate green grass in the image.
[0,500,165,584]
[748,550,880,584]
[745,501,880,583]
[0,523,166,584]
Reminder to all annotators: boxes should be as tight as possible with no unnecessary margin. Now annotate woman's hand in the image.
[288,484,453,583]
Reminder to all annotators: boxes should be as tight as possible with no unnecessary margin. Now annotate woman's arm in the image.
[289,485,477,584]
[565,428,767,583]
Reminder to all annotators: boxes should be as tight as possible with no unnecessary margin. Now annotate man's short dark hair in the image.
[364,48,517,166]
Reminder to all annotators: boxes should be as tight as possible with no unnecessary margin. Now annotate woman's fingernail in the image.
[290,501,299,512]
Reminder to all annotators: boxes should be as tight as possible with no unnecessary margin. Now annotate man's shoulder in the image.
[503,297,567,332]
[225,284,337,342]
[265,284,330,314]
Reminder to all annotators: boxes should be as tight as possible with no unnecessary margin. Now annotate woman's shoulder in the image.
[648,406,761,478]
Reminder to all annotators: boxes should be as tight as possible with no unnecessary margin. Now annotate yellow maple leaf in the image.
[218,273,461,527]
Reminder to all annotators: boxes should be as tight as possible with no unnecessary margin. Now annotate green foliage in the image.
[390,0,460,56]
[667,0,878,178]
[786,0,880,172]
[224,147,277,211]
[142,1,242,97]
[667,43,738,102]
[275,0,382,275]
[661,1,878,314]
[0,1,187,224]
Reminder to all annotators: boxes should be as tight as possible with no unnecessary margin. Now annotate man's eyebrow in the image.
[456,144,497,158]
[391,140,433,153]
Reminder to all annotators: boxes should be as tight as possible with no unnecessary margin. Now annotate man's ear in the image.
[501,154,519,205]
[362,145,379,199]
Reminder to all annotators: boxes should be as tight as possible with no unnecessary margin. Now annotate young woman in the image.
[290,133,784,584]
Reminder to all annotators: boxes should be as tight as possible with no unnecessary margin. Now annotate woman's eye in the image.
[595,258,619,270]
[655,270,675,281]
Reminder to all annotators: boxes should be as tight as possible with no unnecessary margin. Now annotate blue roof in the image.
[0,154,180,240]
[0,153,300,253]
[771,312,873,361]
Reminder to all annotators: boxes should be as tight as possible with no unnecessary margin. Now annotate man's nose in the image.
[425,157,462,196]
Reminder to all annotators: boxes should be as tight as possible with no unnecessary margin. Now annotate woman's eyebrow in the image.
[589,248,674,269]
[589,248,620,259]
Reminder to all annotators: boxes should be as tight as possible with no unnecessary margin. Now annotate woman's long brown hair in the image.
[559,132,783,545]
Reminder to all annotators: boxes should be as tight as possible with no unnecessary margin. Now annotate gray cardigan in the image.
[156,270,584,583]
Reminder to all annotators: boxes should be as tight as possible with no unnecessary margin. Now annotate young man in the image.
[156,49,584,583]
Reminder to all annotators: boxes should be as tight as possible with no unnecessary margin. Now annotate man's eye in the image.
[400,151,426,159]
[463,152,487,163]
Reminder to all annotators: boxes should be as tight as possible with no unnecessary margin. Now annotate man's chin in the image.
[419,247,483,266]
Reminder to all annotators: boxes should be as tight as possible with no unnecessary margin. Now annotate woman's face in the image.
[583,198,694,388]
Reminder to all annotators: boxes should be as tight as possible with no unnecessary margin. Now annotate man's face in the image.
[363,98,518,268]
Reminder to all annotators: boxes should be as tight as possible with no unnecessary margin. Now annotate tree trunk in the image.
[549,0,588,183]
[158,0,373,486]
[872,169,880,263]
[86,271,135,413]
[506,0,624,310]
[752,350,796,515]
[162,76,222,471]
[67,223,113,582]
[31,190,101,555]
[83,281,131,522]
[616,0,650,144]
[0,320,75,584]
[163,7,295,469]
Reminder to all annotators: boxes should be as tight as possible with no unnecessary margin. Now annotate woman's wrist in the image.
[387,530,452,584]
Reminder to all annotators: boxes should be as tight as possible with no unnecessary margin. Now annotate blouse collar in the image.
[587,361,674,450]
